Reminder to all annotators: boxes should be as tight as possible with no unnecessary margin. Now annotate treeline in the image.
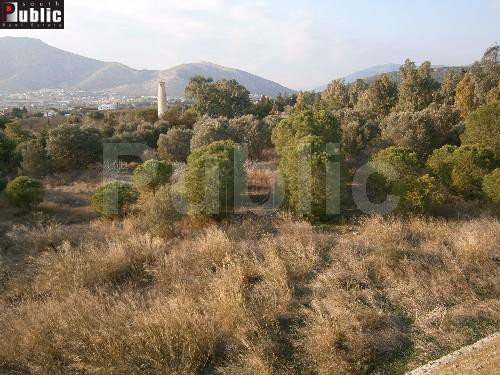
[0,46,498,219]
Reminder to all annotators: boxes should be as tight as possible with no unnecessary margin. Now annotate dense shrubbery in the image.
[132,160,173,195]
[273,107,344,219]
[190,116,234,150]
[229,114,272,160]
[157,128,193,162]
[334,109,379,157]
[182,140,245,217]
[482,168,500,204]
[47,124,102,170]
[381,104,461,157]
[0,129,17,174]
[91,180,139,218]
[141,185,184,237]
[2,176,44,210]
[461,101,499,152]
[18,136,53,178]
[427,144,498,199]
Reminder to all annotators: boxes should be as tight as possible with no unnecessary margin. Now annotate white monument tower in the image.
[157,81,167,119]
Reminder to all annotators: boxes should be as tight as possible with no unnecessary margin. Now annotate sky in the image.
[1,0,499,90]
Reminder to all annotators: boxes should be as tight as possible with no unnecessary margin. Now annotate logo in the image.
[1,1,64,28]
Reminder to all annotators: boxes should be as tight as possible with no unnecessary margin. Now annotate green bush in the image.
[397,174,446,214]
[0,129,17,173]
[18,137,53,178]
[461,101,500,153]
[91,180,139,218]
[229,115,272,160]
[190,116,234,151]
[135,108,158,123]
[132,160,173,195]
[427,144,498,199]
[47,124,102,170]
[368,148,446,214]
[482,168,500,204]
[182,140,245,218]
[3,176,44,210]
[369,147,421,183]
[142,185,184,237]
[272,108,344,219]
[157,128,193,162]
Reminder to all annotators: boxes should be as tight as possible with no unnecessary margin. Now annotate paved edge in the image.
[406,332,500,375]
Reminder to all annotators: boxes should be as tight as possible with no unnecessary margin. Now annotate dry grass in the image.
[0,214,499,374]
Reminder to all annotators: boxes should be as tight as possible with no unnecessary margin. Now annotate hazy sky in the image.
[1,0,499,89]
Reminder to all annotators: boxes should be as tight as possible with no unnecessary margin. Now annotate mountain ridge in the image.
[0,37,294,97]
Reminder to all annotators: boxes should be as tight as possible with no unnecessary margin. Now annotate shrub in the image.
[47,124,102,170]
[272,108,344,219]
[334,109,379,157]
[142,185,184,237]
[157,128,193,162]
[229,115,272,160]
[135,107,158,123]
[461,101,500,153]
[91,180,139,217]
[397,174,446,214]
[367,148,445,214]
[18,137,53,178]
[182,140,245,217]
[380,105,461,158]
[132,160,173,195]
[427,144,498,199]
[0,129,17,173]
[3,176,44,210]
[369,147,421,182]
[190,116,234,151]
[482,168,500,204]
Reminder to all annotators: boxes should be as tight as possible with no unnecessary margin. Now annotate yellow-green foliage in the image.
[132,159,173,195]
[2,176,44,210]
[272,107,344,219]
[91,180,139,218]
[461,101,500,153]
[182,140,245,218]
[483,168,500,204]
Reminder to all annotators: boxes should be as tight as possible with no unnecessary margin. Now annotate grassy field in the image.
[0,165,499,374]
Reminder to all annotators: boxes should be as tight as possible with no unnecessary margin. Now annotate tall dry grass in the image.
[0,214,498,374]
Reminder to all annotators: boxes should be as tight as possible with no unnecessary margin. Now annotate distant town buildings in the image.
[98,103,117,111]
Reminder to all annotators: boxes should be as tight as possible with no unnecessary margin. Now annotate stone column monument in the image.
[157,81,167,119]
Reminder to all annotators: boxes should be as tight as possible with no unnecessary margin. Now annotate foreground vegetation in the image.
[0,213,498,374]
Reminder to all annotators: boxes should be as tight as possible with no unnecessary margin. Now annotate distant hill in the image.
[0,37,294,97]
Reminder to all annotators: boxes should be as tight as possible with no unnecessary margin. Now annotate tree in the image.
[161,106,198,128]
[18,136,53,178]
[397,60,438,112]
[2,176,43,210]
[229,115,272,160]
[438,70,464,105]
[185,76,251,118]
[0,129,17,174]
[461,101,500,153]
[272,108,344,219]
[356,74,397,118]
[482,168,500,204]
[455,72,477,118]
[91,180,139,218]
[427,145,498,199]
[334,109,378,157]
[321,79,349,111]
[47,124,102,170]
[369,147,421,182]
[190,116,234,150]
[396,174,446,214]
[132,160,173,195]
[381,104,461,158]
[158,128,193,162]
[182,140,245,218]
[348,79,368,108]
[135,108,158,123]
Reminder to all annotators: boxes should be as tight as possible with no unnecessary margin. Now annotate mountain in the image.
[0,37,294,96]
[314,63,401,91]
